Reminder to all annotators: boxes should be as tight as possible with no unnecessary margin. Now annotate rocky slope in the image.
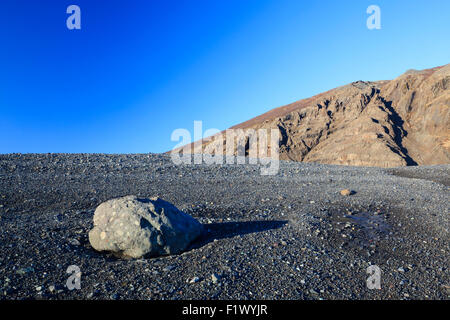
[191,64,450,167]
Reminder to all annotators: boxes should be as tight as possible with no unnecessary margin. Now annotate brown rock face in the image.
[195,64,450,167]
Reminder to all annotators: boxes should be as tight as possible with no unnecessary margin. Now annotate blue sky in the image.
[1,0,449,153]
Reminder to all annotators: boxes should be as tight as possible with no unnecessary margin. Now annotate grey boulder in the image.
[88,195,203,258]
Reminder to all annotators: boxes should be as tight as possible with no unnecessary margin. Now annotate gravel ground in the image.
[0,153,448,300]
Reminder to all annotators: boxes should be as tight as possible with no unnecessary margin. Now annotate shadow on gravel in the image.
[190,220,288,249]
[390,169,450,186]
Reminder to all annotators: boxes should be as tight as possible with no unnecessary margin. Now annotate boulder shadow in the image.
[189,220,288,249]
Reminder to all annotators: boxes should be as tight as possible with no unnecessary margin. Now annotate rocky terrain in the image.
[189,64,450,167]
[0,153,448,300]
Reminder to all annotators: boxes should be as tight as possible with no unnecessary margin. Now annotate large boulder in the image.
[88,196,203,258]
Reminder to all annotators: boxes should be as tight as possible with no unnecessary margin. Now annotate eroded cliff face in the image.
[192,64,450,167]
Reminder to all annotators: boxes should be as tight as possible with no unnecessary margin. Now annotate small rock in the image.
[16,267,34,275]
[211,273,221,283]
[69,239,81,246]
[188,276,200,284]
[340,189,354,196]
[163,265,176,272]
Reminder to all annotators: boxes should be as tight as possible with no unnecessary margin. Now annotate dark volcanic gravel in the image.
[0,153,448,300]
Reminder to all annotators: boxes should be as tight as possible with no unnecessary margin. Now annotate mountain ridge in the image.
[176,64,450,167]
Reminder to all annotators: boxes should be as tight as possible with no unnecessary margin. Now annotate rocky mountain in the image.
[185,64,450,167]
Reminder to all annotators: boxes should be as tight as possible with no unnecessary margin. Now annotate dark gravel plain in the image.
[0,153,448,300]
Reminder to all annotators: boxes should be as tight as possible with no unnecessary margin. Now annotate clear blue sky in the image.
[1,0,449,153]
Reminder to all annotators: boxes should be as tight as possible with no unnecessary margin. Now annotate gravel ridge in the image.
[0,153,448,300]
